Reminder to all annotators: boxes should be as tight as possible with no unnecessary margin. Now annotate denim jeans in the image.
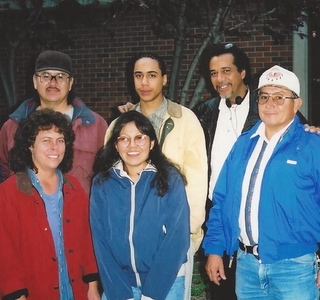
[184,243,194,300]
[102,275,185,300]
[236,249,319,300]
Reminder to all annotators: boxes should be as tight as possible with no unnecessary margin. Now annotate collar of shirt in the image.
[219,90,250,115]
[113,160,157,178]
[208,91,251,199]
[136,97,168,139]
[250,118,294,143]
[239,118,294,245]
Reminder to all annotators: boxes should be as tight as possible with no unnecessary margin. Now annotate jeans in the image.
[102,276,185,300]
[236,249,319,300]
[184,243,194,300]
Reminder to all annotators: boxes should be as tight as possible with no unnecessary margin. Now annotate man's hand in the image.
[304,124,320,134]
[118,102,134,113]
[205,254,226,285]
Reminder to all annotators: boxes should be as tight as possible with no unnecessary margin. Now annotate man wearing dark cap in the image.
[0,50,108,195]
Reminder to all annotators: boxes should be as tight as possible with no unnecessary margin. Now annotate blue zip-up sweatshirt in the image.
[203,115,320,264]
[90,161,190,300]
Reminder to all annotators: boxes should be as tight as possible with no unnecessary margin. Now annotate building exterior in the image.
[0,7,319,126]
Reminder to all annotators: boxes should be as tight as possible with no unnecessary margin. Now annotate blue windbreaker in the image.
[203,115,320,264]
[90,161,190,300]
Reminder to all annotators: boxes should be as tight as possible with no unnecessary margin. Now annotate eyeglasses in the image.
[117,134,148,148]
[257,92,297,106]
[35,72,71,84]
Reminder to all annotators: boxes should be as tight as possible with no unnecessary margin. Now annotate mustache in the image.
[215,82,231,89]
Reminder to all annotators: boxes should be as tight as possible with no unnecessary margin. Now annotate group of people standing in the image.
[0,43,319,300]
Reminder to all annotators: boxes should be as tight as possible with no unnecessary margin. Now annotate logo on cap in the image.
[257,65,300,96]
[266,71,283,82]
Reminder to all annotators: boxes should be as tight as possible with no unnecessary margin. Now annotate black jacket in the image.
[193,90,307,178]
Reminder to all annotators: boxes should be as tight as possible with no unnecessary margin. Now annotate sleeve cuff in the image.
[3,288,28,300]
[141,295,154,300]
[82,272,100,283]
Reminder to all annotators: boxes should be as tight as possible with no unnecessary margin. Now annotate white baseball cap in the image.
[257,65,300,97]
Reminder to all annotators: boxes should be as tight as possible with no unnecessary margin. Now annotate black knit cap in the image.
[35,50,73,75]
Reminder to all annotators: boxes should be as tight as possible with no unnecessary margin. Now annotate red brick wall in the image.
[0,10,293,126]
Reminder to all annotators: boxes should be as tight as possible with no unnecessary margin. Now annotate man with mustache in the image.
[194,43,310,300]
[0,50,108,195]
[203,64,320,300]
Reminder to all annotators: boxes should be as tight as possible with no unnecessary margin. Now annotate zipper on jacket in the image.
[128,182,142,286]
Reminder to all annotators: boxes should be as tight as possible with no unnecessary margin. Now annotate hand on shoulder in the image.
[304,124,320,134]
[118,102,134,113]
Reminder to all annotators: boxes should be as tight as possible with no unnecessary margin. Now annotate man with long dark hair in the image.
[203,65,320,300]
[109,52,208,300]
[195,43,312,300]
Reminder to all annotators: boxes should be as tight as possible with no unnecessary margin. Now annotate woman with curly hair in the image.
[90,110,190,300]
[0,109,100,300]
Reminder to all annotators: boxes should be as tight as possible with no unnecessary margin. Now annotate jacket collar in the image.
[242,89,259,133]
[9,97,96,126]
[243,115,302,160]
[132,97,182,119]
[16,170,74,195]
[166,98,182,118]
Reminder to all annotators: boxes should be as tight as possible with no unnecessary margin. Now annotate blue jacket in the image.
[90,162,190,300]
[203,115,320,264]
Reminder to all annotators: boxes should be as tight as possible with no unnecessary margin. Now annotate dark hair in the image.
[201,43,252,88]
[129,52,167,76]
[93,111,184,196]
[9,109,75,173]
[126,52,167,102]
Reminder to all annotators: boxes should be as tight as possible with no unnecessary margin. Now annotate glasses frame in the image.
[35,72,71,84]
[116,134,148,148]
[256,92,297,106]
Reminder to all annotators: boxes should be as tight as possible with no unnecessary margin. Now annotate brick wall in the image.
[0,9,293,126]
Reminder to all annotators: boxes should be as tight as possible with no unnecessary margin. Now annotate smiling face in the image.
[29,126,66,174]
[209,53,247,103]
[133,57,167,106]
[258,86,302,139]
[115,121,154,178]
[33,70,74,108]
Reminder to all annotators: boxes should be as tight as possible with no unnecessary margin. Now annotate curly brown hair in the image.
[9,109,75,173]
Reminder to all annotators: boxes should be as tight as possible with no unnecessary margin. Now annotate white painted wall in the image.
[293,20,309,119]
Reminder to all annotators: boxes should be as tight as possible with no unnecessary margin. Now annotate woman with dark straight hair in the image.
[90,110,190,300]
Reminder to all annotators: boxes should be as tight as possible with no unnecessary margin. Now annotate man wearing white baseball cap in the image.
[203,65,320,300]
